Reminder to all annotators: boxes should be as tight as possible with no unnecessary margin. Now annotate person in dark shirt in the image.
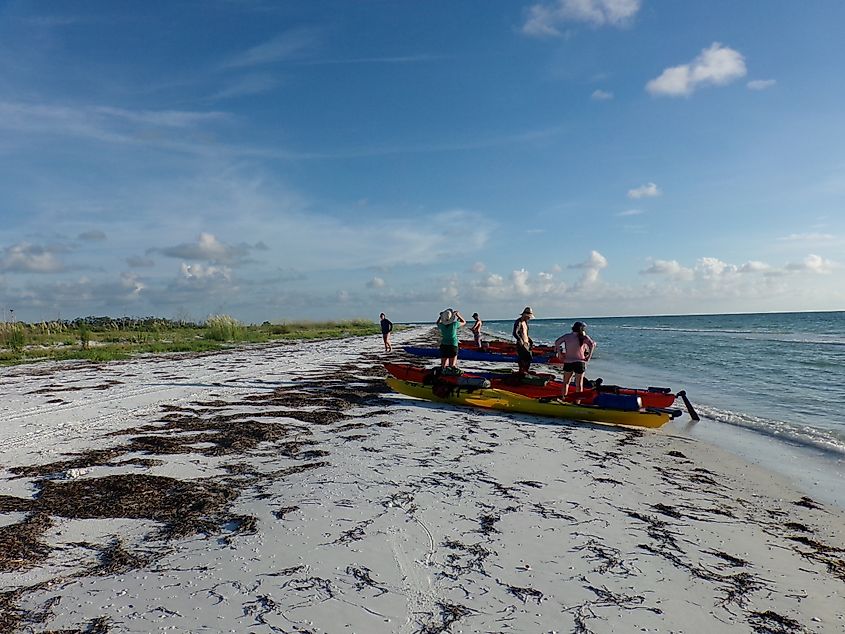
[379,312,393,352]
[513,306,535,375]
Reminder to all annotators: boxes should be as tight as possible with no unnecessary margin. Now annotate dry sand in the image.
[1,326,843,633]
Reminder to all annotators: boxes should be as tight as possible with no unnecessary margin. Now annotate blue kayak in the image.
[402,346,559,364]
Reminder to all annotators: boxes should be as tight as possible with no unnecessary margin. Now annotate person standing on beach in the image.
[470,312,483,348]
[513,307,534,375]
[436,308,466,373]
[379,313,393,352]
[554,321,596,398]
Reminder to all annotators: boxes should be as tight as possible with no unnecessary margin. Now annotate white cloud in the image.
[591,89,614,101]
[747,79,776,91]
[777,232,836,242]
[212,74,281,100]
[179,262,232,282]
[695,257,737,279]
[156,233,251,263]
[523,0,641,37]
[568,250,608,285]
[627,182,661,199]
[738,260,771,273]
[366,276,385,289]
[640,259,694,280]
[471,261,486,273]
[786,254,838,274]
[0,243,65,273]
[616,208,643,217]
[223,28,320,68]
[646,43,747,97]
[512,268,532,296]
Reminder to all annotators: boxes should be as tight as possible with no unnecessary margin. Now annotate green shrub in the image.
[78,323,91,349]
[204,314,244,342]
[1,324,27,352]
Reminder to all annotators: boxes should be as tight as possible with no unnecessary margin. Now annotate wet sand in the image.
[1,327,843,633]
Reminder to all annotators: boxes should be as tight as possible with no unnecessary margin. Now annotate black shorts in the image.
[440,344,458,358]
[563,361,586,374]
[516,344,532,364]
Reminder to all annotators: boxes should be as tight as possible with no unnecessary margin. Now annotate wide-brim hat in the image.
[439,308,457,325]
[521,306,535,317]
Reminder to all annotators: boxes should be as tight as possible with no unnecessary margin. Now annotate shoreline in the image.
[1,327,843,632]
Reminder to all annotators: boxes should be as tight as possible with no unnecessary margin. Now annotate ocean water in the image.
[480,311,845,504]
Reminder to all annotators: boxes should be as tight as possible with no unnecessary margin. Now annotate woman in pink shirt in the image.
[554,321,596,398]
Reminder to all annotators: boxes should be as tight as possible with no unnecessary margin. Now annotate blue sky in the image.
[1,0,843,323]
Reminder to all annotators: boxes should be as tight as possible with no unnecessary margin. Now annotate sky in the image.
[1,0,843,324]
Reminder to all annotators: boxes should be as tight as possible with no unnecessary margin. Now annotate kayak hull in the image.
[403,345,560,364]
[384,362,677,409]
[385,377,673,429]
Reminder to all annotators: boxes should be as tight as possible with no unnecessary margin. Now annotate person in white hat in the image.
[436,308,466,372]
[512,307,535,375]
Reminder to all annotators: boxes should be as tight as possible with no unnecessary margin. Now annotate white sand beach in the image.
[1,326,843,633]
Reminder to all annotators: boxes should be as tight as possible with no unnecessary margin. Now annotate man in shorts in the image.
[513,307,534,375]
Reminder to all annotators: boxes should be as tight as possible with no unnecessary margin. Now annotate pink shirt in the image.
[554,331,596,363]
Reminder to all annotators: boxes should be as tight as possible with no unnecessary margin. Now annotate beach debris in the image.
[417,601,474,634]
[747,609,808,634]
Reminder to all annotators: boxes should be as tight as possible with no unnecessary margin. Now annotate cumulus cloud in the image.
[640,259,694,280]
[155,233,252,263]
[646,43,746,97]
[627,182,661,199]
[591,89,614,101]
[786,254,838,274]
[471,261,486,273]
[77,230,106,241]
[738,260,771,273]
[523,0,641,37]
[0,243,65,273]
[747,79,776,91]
[366,276,385,289]
[568,250,608,285]
[179,262,232,282]
[512,269,532,296]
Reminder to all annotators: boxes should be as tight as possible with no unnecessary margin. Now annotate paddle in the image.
[677,390,700,421]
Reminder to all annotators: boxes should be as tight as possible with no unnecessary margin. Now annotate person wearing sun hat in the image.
[512,306,535,375]
[436,308,466,371]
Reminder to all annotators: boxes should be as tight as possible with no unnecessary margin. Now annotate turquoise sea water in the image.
[479,311,845,503]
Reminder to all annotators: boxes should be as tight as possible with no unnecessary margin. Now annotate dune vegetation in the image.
[0,315,386,365]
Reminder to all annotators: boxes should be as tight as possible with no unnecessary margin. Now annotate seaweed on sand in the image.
[34,474,241,539]
[86,539,151,576]
[0,512,52,571]
[417,601,474,634]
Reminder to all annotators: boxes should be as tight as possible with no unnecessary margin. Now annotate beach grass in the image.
[0,316,387,366]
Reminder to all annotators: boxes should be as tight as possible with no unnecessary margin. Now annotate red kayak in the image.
[383,362,678,409]
[459,340,557,356]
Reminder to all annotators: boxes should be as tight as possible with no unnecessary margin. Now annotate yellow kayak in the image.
[385,377,675,429]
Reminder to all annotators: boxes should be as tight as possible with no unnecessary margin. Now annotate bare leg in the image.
[562,371,574,397]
